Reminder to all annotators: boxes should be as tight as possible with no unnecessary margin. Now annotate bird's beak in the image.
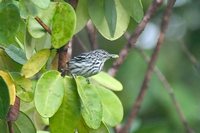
[110,54,119,58]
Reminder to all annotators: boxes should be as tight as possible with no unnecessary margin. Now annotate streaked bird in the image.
[68,49,118,77]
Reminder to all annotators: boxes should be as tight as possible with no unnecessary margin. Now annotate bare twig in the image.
[118,0,176,132]
[35,16,52,35]
[86,20,98,50]
[74,35,88,52]
[108,0,163,77]
[139,49,194,133]
[181,43,198,65]
[34,15,72,76]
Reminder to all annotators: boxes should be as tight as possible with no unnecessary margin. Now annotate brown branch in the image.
[34,15,73,76]
[86,20,98,50]
[118,0,176,133]
[8,121,14,133]
[58,41,72,76]
[7,96,20,133]
[35,16,52,35]
[108,0,163,77]
[139,49,194,133]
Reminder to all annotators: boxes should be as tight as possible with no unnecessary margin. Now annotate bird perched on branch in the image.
[68,49,118,77]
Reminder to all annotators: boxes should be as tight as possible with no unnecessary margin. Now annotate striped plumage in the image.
[68,49,118,77]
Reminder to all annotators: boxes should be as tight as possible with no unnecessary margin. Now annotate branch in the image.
[108,0,163,77]
[139,49,194,133]
[74,35,88,52]
[34,15,72,76]
[86,20,98,50]
[7,96,20,133]
[58,41,72,76]
[181,43,200,74]
[118,0,176,132]
[35,16,52,35]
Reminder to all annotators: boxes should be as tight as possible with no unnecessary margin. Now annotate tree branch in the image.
[35,16,52,35]
[7,96,20,133]
[34,15,72,76]
[108,0,163,77]
[118,0,176,132]
[86,20,98,50]
[180,42,200,74]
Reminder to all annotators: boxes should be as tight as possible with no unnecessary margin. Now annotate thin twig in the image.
[34,15,72,76]
[118,0,176,133]
[35,16,52,35]
[86,20,98,50]
[108,0,163,77]
[181,43,198,65]
[74,35,88,52]
[139,49,194,133]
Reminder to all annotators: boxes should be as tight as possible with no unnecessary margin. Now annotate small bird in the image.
[68,49,118,77]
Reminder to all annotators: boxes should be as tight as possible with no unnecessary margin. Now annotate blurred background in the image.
[74,0,200,132]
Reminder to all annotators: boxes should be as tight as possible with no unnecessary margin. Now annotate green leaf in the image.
[51,2,76,48]
[77,119,109,133]
[35,33,51,51]
[30,0,50,9]
[0,49,21,72]
[19,0,38,18]
[5,45,27,65]
[24,30,35,59]
[21,49,50,78]
[27,2,56,38]
[50,76,81,133]
[0,3,20,44]
[0,119,9,133]
[0,77,10,119]
[10,72,33,102]
[75,76,102,129]
[13,111,36,133]
[88,0,129,40]
[75,0,89,33]
[35,70,64,117]
[120,0,144,22]
[96,86,123,126]
[90,123,109,133]
[37,131,49,133]
[91,72,123,91]
[104,0,117,37]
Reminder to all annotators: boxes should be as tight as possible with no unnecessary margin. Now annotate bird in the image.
[68,49,118,77]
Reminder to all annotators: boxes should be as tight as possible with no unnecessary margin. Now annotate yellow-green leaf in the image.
[75,76,102,129]
[96,86,123,126]
[0,70,16,105]
[35,70,64,117]
[51,2,76,48]
[10,72,33,102]
[0,77,10,119]
[88,0,129,40]
[91,72,123,91]
[21,49,50,78]
[50,76,81,133]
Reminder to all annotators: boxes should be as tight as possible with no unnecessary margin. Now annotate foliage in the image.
[0,0,143,132]
[1,0,200,133]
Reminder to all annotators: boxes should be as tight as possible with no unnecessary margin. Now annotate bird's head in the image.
[93,49,119,61]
